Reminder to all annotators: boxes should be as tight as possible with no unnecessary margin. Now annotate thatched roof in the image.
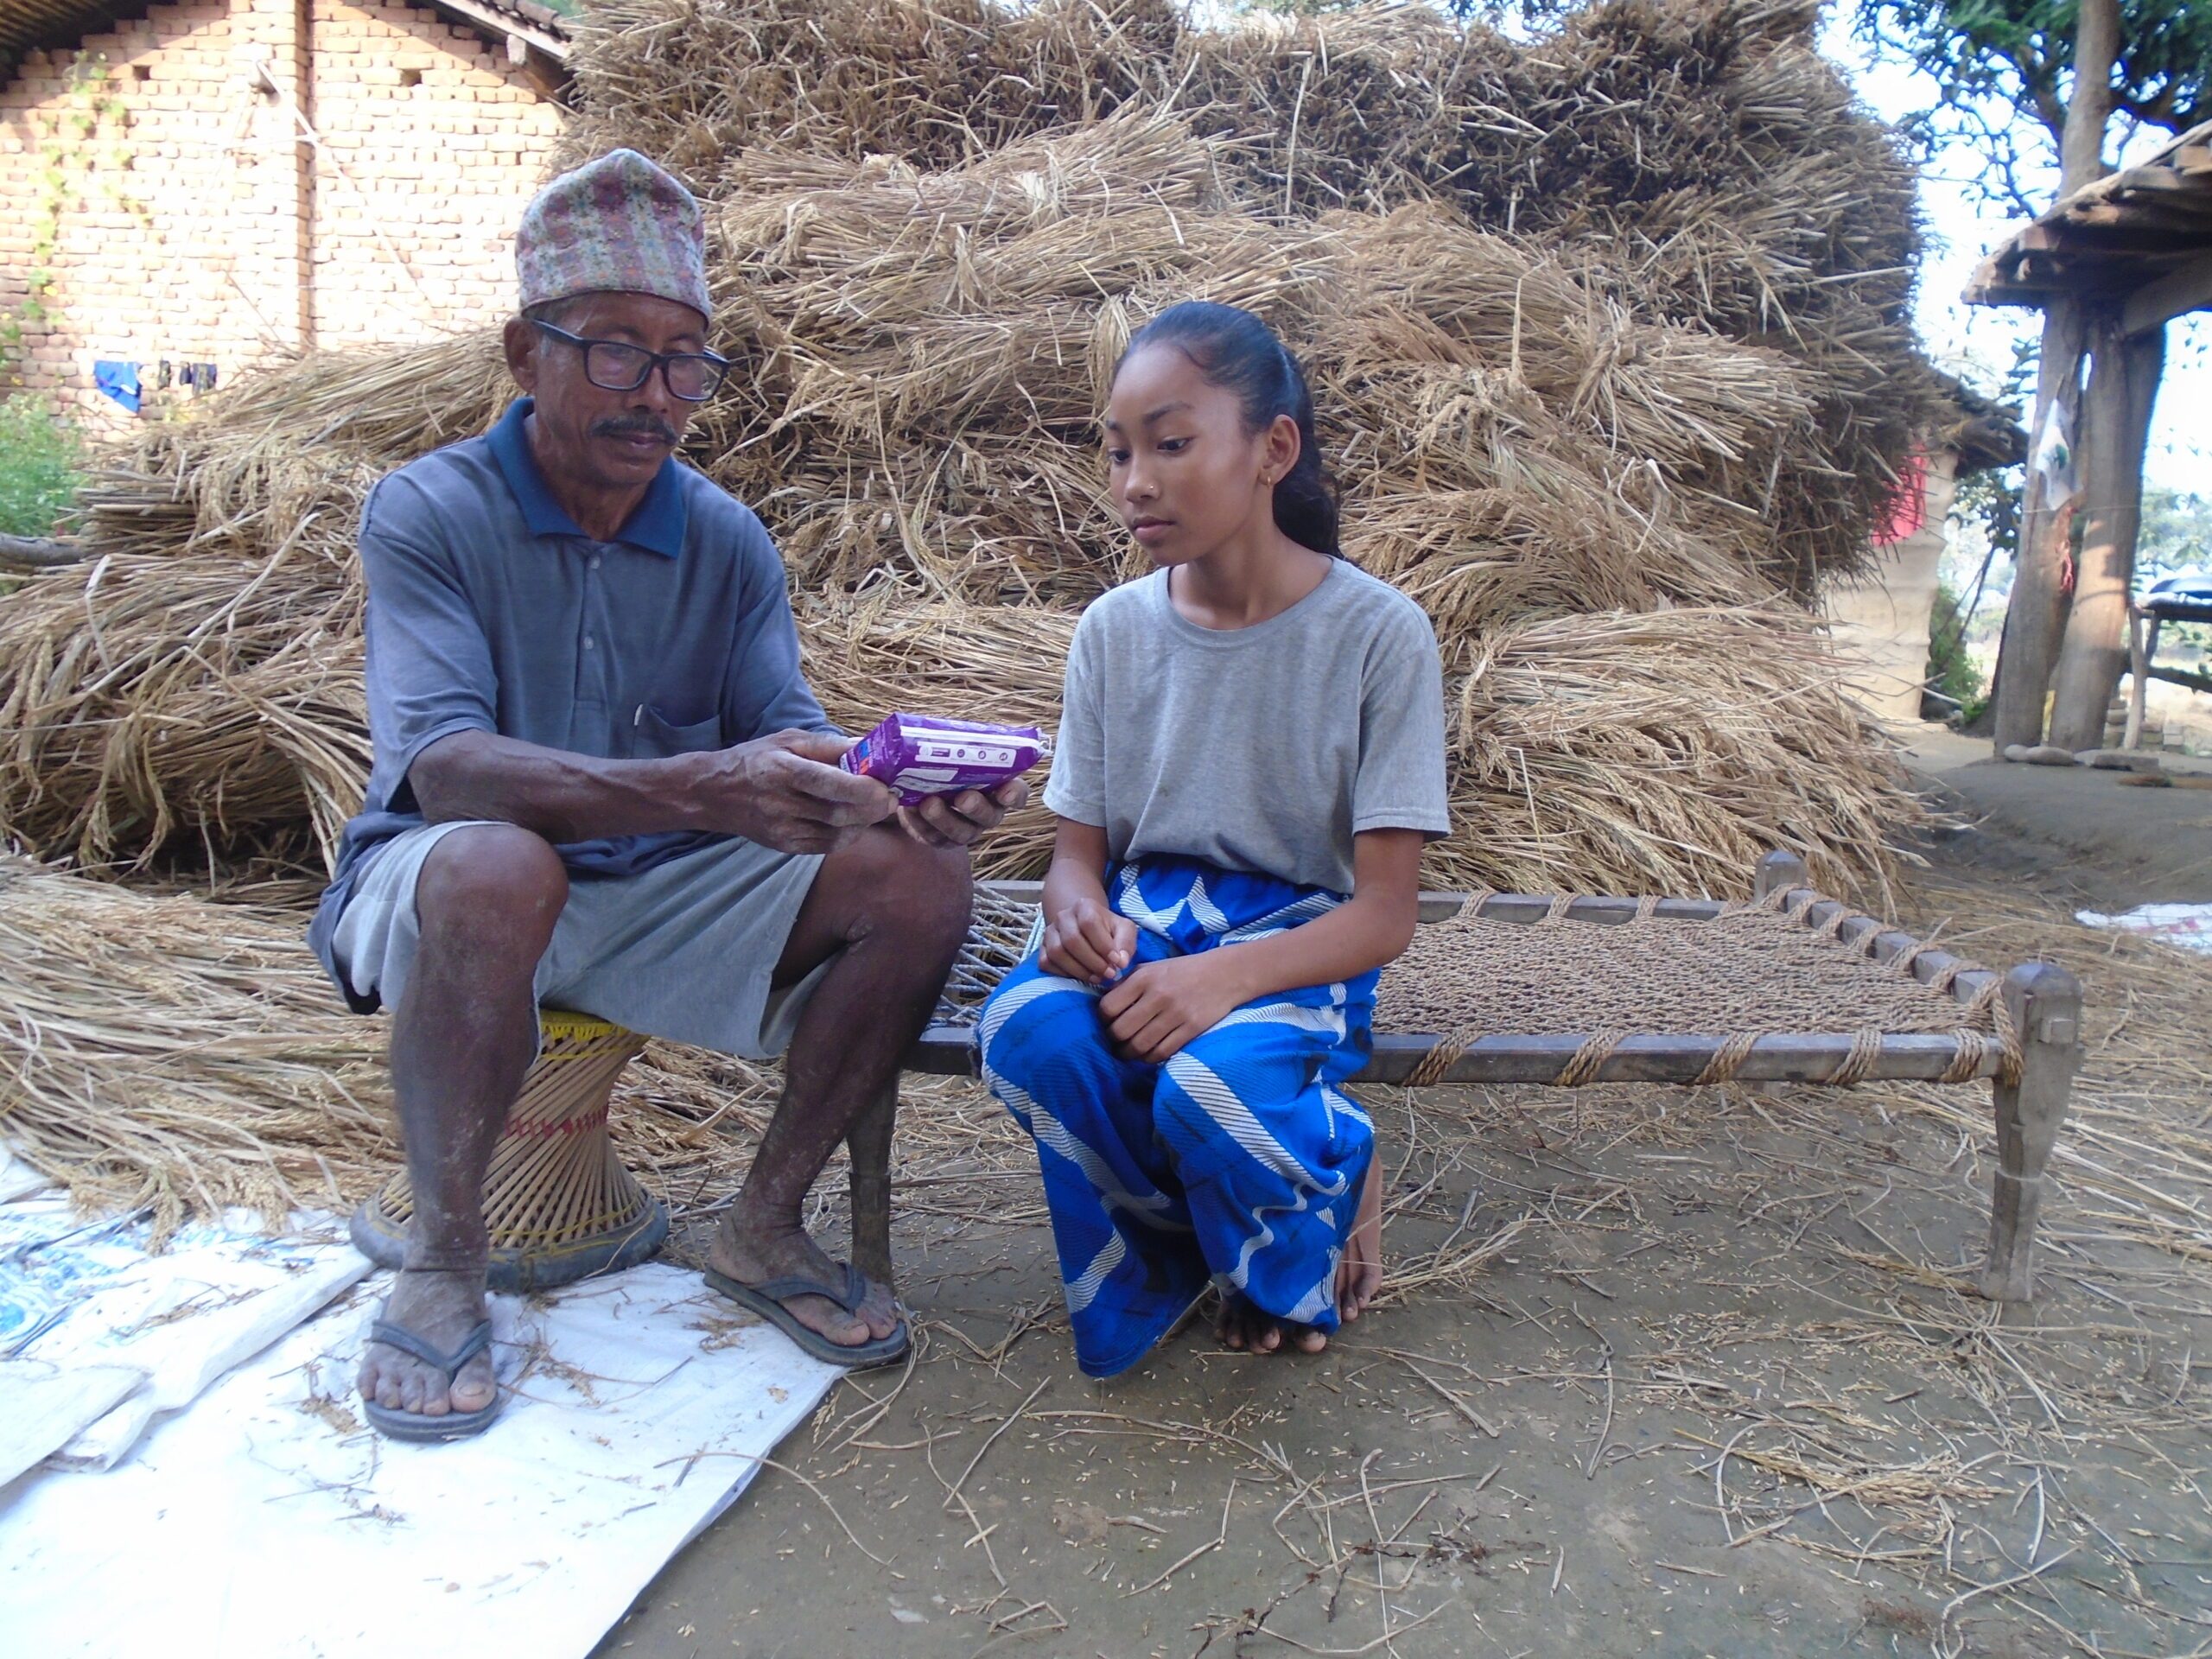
[0,0,568,74]
[1967,118,2212,334]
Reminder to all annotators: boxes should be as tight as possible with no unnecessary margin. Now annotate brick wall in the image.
[0,0,561,431]
[308,0,563,351]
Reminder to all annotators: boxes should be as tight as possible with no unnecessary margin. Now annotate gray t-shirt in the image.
[1044,560,1451,894]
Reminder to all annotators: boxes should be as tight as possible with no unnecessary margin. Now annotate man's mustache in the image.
[591,416,678,445]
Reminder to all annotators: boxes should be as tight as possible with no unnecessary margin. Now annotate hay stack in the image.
[1,99,1918,894]
[0,857,792,1234]
[561,0,1937,585]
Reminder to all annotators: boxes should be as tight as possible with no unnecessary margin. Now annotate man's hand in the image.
[898,776,1032,849]
[1098,951,1247,1064]
[697,730,899,855]
[1041,892,1136,987]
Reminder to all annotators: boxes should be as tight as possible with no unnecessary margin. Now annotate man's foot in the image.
[709,1216,901,1352]
[1338,1158,1384,1322]
[358,1266,497,1419]
[1215,1291,1329,1356]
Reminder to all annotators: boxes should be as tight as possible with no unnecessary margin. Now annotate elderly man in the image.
[308,150,1024,1440]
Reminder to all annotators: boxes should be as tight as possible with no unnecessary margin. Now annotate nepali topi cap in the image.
[516,149,710,322]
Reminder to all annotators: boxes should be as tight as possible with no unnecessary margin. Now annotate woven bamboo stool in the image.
[350,1010,670,1292]
[897,851,2083,1307]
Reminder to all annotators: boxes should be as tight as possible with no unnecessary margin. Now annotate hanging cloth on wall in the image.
[92,361,141,413]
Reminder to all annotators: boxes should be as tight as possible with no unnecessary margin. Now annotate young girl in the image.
[980,302,1449,1379]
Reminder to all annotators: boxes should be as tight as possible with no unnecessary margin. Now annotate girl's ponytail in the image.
[1117,302,1343,558]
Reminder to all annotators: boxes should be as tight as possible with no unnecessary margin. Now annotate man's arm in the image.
[410,727,899,856]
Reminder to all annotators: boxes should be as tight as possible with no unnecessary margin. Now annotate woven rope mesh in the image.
[933,889,2005,1051]
[1376,904,2000,1039]
[933,885,1047,1021]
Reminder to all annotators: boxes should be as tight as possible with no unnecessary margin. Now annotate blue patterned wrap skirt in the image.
[979,856,1377,1378]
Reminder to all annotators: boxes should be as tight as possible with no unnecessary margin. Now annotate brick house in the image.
[0,0,569,429]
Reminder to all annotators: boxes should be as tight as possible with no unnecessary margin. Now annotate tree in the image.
[1854,0,2212,749]
[1857,0,2212,213]
[2137,486,2212,580]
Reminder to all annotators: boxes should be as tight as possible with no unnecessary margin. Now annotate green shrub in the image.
[0,395,83,539]
[1926,582,1986,725]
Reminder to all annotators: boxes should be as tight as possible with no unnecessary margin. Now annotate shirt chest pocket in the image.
[627,703,724,760]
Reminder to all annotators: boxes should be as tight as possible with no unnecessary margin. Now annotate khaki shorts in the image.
[327,822,832,1060]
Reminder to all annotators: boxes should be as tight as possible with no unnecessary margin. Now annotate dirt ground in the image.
[593,754,2212,1659]
[1900,727,2212,905]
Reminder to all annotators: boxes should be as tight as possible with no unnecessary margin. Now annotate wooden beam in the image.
[0,532,82,570]
[970,879,1472,923]
[900,1026,2004,1086]
[2071,200,2212,236]
[2124,252,2212,335]
[1993,299,2088,751]
[2145,658,2212,696]
[1980,963,2084,1302]
[1466,893,1729,925]
[2050,314,2165,750]
[429,0,568,60]
[2125,608,2154,749]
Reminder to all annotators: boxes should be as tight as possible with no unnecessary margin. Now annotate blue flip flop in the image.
[359,1317,504,1442]
[702,1262,910,1368]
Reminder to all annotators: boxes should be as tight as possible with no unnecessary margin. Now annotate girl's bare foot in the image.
[1337,1156,1383,1322]
[1215,1291,1328,1355]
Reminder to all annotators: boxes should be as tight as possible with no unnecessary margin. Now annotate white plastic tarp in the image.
[0,1197,371,1469]
[2076,903,2212,957]
[0,1263,841,1659]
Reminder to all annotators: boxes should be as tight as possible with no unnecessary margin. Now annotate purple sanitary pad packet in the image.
[839,712,1047,807]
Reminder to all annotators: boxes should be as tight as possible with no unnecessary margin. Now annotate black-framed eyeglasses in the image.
[531,319,730,403]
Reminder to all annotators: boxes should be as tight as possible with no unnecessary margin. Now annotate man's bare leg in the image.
[357,825,567,1419]
[709,825,971,1348]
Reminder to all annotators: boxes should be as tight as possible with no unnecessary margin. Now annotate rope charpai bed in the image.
[912,852,2083,1306]
[355,852,2081,1309]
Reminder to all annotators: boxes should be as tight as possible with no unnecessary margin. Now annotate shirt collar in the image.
[486,397,689,560]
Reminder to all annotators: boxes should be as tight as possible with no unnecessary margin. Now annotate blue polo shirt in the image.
[308,397,830,1010]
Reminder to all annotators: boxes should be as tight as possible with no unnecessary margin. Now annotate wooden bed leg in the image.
[848,1077,898,1290]
[1753,849,1809,899]
[1979,963,2083,1304]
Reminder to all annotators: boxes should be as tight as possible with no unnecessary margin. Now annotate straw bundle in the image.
[1441,607,1910,900]
[561,0,1938,582]
[0,550,366,872]
[0,97,1922,891]
[0,856,793,1236]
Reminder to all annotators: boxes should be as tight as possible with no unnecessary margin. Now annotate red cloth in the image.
[1873,451,1928,546]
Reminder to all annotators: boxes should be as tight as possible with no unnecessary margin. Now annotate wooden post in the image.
[1991,300,2088,752]
[1979,962,2083,1304]
[2048,317,2165,751]
[847,1078,898,1289]
[1753,849,1808,901]
[2123,607,2157,751]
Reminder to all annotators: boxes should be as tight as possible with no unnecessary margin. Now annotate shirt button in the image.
[589,556,603,571]
[582,635,596,651]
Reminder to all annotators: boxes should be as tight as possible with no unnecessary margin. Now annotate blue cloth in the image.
[980,857,1376,1379]
[308,397,832,1012]
[92,360,140,412]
